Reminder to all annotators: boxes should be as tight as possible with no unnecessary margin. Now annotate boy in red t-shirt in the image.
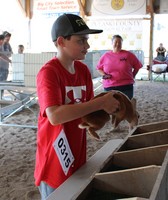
[34,13,120,200]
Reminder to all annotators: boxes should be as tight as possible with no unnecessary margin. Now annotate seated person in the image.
[156,43,166,61]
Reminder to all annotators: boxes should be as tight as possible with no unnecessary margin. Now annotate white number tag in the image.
[53,129,75,175]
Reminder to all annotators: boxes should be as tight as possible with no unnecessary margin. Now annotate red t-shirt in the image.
[34,57,93,188]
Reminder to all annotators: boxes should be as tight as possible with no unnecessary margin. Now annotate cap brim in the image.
[73,29,103,35]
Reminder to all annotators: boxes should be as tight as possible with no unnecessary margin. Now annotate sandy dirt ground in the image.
[0,80,168,200]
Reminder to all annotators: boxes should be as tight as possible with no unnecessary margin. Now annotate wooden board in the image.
[149,151,168,200]
[94,165,160,199]
[46,120,168,200]
[47,139,123,200]
[133,120,168,135]
[119,129,168,151]
[112,144,168,169]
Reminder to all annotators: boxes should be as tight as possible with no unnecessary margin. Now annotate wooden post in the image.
[148,0,154,80]
[77,0,85,18]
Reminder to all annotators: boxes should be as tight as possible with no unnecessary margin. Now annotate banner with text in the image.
[92,0,146,16]
[33,0,79,18]
[87,18,143,50]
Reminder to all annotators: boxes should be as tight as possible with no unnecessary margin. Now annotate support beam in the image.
[148,0,154,80]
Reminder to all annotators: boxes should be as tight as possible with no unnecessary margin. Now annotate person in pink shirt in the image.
[96,35,142,99]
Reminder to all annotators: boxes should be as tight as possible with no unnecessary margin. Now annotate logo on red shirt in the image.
[65,86,86,104]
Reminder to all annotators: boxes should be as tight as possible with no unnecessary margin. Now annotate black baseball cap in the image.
[51,13,103,42]
[3,31,11,37]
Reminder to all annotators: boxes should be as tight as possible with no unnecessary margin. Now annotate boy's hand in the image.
[102,91,120,114]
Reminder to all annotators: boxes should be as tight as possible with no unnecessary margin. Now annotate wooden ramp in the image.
[47,120,168,200]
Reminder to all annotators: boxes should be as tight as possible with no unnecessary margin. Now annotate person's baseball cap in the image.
[51,13,103,42]
[3,31,11,37]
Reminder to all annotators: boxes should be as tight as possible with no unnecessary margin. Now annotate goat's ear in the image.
[130,98,137,109]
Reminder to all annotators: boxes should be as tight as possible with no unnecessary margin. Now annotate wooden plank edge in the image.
[47,139,123,200]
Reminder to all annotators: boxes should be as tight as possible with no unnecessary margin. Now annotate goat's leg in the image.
[87,127,100,140]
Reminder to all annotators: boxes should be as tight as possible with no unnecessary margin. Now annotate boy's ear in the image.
[57,36,66,46]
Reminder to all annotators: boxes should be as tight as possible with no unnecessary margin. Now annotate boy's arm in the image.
[46,91,120,126]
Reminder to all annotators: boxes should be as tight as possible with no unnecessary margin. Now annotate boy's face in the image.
[62,35,90,60]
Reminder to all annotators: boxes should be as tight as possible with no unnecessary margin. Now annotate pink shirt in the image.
[96,50,142,88]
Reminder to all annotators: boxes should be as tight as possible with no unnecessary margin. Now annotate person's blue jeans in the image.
[38,181,55,200]
[104,84,133,99]
[0,68,9,81]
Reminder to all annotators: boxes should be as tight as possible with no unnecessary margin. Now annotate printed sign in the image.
[92,0,146,15]
[53,129,74,175]
[87,18,143,50]
[33,0,80,18]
